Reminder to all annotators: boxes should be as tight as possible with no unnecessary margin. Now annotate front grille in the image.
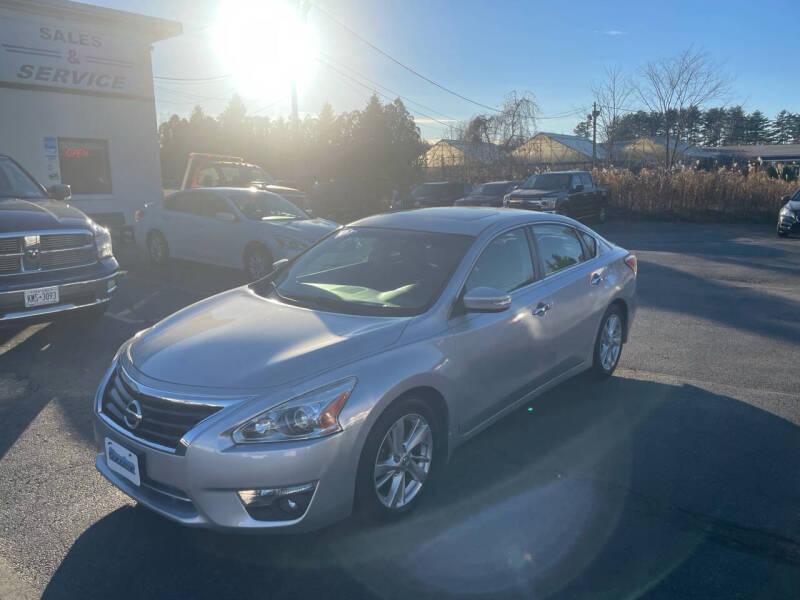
[41,233,91,251]
[39,246,96,269]
[102,369,223,450]
[0,238,20,254]
[0,231,96,275]
[0,254,20,274]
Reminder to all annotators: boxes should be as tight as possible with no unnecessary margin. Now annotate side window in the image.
[580,173,593,188]
[163,193,187,213]
[197,193,232,218]
[465,228,535,294]
[579,230,597,258]
[532,224,585,276]
[571,174,582,190]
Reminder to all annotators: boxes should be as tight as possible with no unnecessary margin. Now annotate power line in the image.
[320,51,458,122]
[311,2,501,113]
[317,56,454,131]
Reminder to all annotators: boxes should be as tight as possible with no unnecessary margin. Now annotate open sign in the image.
[64,147,89,158]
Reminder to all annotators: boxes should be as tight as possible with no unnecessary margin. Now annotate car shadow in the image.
[42,375,800,599]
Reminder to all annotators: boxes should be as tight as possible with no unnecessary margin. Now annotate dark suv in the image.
[0,155,118,325]
[505,171,608,222]
[395,181,472,210]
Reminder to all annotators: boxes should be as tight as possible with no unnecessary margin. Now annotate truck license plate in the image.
[24,286,59,308]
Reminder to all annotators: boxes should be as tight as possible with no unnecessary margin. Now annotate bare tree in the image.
[592,66,634,164]
[636,47,729,169]
[491,91,539,152]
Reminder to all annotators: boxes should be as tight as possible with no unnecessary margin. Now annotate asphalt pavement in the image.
[1,222,799,600]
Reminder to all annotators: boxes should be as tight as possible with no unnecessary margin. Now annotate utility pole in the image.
[590,102,601,169]
[290,0,311,144]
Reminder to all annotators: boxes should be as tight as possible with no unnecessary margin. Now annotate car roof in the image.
[350,207,570,236]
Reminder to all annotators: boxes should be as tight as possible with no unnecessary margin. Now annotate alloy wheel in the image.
[246,251,270,280]
[149,235,166,263]
[373,413,433,509]
[599,313,623,371]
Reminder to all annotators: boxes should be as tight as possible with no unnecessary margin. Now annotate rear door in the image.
[449,227,557,433]
[529,223,611,371]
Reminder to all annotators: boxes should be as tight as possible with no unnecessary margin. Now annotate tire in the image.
[356,397,441,521]
[243,244,273,281]
[591,304,625,380]
[147,231,169,265]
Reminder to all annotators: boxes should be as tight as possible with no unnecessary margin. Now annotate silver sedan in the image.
[93,207,637,532]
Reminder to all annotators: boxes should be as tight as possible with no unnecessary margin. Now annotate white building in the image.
[0,0,181,229]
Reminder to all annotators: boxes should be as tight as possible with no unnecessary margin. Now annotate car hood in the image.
[127,287,408,390]
[0,198,92,233]
[262,184,306,198]
[508,189,564,199]
[267,217,339,240]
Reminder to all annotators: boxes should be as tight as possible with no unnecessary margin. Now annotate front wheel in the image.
[591,305,625,379]
[356,398,440,520]
[243,244,273,281]
[777,230,789,238]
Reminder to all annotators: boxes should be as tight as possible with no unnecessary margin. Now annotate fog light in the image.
[237,482,315,508]
[107,278,116,292]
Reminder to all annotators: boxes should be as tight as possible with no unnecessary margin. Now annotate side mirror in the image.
[272,258,289,271]
[781,195,791,202]
[48,183,71,201]
[215,212,236,222]
[462,286,511,312]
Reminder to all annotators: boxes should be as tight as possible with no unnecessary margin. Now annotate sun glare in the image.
[213,0,318,100]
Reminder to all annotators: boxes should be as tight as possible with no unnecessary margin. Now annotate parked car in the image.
[180,153,309,211]
[0,154,118,325]
[95,207,637,532]
[777,190,800,237]
[455,180,521,207]
[135,187,338,280]
[504,171,608,222]
[394,181,472,210]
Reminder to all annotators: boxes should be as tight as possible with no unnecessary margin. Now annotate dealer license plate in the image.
[105,438,141,486]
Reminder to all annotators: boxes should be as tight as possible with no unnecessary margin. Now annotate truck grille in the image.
[0,232,96,275]
[102,369,223,450]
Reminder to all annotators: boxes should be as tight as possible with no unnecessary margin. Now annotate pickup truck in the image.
[504,170,608,222]
[180,153,308,210]
[0,154,118,324]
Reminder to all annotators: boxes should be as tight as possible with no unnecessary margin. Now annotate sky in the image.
[83,0,800,141]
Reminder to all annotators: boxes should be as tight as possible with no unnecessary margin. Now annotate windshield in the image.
[471,183,509,196]
[228,190,307,220]
[218,164,276,186]
[521,173,571,191]
[411,184,445,198]
[265,227,473,316]
[0,157,46,199]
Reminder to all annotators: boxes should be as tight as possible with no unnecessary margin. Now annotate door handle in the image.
[532,302,552,316]
[590,272,604,286]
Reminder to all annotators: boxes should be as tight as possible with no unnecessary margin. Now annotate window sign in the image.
[57,138,112,194]
[43,136,60,181]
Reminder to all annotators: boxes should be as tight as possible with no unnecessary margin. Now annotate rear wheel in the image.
[243,244,273,281]
[356,397,440,521]
[147,231,169,265]
[591,305,625,379]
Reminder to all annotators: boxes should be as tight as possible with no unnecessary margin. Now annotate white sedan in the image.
[135,187,338,279]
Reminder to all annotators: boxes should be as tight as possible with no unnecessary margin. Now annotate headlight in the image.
[540,197,557,209]
[779,206,793,217]
[92,222,113,259]
[232,378,356,443]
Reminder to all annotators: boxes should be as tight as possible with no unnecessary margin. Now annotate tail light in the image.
[134,209,145,223]
[624,253,638,276]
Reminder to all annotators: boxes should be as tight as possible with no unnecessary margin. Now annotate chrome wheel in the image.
[148,233,167,263]
[373,413,433,509]
[246,249,270,280]
[599,313,623,371]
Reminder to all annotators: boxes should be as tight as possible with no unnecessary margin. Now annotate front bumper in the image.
[92,366,359,533]
[0,259,118,322]
[778,215,800,234]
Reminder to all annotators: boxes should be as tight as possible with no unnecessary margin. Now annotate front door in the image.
[449,227,558,434]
